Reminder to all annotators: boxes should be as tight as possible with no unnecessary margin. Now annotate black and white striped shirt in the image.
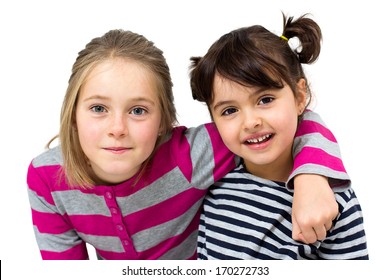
[198,164,368,260]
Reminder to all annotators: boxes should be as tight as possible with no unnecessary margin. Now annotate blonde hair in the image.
[49,29,177,188]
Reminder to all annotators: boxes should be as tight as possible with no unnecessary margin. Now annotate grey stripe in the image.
[318,249,367,260]
[77,232,124,253]
[33,226,83,252]
[32,146,63,167]
[158,230,198,260]
[133,198,203,251]
[185,125,215,189]
[288,164,351,189]
[118,167,192,216]
[28,188,58,214]
[51,190,111,216]
[293,133,341,158]
[302,110,325,123]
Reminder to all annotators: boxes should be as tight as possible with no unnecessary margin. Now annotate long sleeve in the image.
[287,110,350,188]
[27,161,89,260]
[167,124,236,189]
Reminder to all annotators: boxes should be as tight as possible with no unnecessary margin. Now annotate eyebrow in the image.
[82,95,156,105]
[212,88,266,111]
[212,100,234,112]
[82,95,109,102]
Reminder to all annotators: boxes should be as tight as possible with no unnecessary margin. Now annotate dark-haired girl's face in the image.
[210,74,306,182]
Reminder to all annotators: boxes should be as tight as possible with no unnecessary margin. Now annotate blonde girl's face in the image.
[75,58,162,185]
[210,74,306,182]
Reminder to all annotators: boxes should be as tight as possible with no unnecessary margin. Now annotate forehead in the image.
[87,58,157,85]
[80,58,160,100]
[212,74,259,98]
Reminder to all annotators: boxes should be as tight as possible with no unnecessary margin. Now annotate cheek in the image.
[76,115,101,145]
[136,126,158,141]
[133,119,161,144]
[215,121,240,151]
[271,109,299,136]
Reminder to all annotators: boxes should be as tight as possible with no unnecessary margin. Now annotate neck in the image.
[244,150,293,183]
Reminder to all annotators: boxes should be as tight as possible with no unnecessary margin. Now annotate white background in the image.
[1,0,388,278]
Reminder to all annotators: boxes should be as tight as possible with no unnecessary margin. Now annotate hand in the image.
[292,174,338,244]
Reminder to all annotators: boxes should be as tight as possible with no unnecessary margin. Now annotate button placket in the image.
[110,207,118,215]
[103,187,137,256]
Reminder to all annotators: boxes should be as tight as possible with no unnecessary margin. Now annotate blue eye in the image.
[131,107,146,115]
[90,105,106,113]
[259,97,274,105]
[221,108,238,116]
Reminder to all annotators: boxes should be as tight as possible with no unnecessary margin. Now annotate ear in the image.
[295,78,307,115]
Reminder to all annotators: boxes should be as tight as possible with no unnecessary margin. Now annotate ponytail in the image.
[281,13,322,64]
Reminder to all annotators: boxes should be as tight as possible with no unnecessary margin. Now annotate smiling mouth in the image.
[245,134,273,145]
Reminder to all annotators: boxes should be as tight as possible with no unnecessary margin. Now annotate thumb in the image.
[291,214,308,243]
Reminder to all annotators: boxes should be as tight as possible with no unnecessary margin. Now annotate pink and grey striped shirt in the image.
[27,111,348,259]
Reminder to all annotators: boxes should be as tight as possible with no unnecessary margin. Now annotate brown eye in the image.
[221,108,238,116]
[259,97,274,105]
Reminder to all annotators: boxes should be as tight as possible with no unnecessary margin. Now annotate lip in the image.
[242,132,274,150]
[242,132,273,143]
[103,147,131,154]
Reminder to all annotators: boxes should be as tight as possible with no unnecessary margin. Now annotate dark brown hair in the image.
[189,13,322,115]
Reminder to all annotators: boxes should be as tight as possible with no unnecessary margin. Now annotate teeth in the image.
[246,134,272,143]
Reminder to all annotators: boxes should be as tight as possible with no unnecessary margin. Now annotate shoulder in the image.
[31,145,63,168]
[333,187,365,219]
[164,123,222,150]
[28,146,67,195]
[170,123,218,138]
[335,187,358,206]
[301,109,322,122]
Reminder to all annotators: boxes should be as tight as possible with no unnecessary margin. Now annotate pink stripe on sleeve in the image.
[169,127,193,182]
[32,210,73,234]
[40,242,88,260]
[295,120,337,143]
[205,123,236,182]
[27,164,56,205]
[293,147,346,173]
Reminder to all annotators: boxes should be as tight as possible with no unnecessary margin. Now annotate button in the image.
[123,240,130,246]
[105,192,113,199]
[116,225,124,231]
[110,208,118,215]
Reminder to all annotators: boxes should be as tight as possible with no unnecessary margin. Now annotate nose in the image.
[108,114,128,138]
[243,110,262,132]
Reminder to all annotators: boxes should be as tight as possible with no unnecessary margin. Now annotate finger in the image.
[298,222,317,244]
[313,225,327,241]
[292,215,316,244]
[324,219,333,231]
[297,232,308,244]
[291,215,306,242]
[301,228,317,244]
